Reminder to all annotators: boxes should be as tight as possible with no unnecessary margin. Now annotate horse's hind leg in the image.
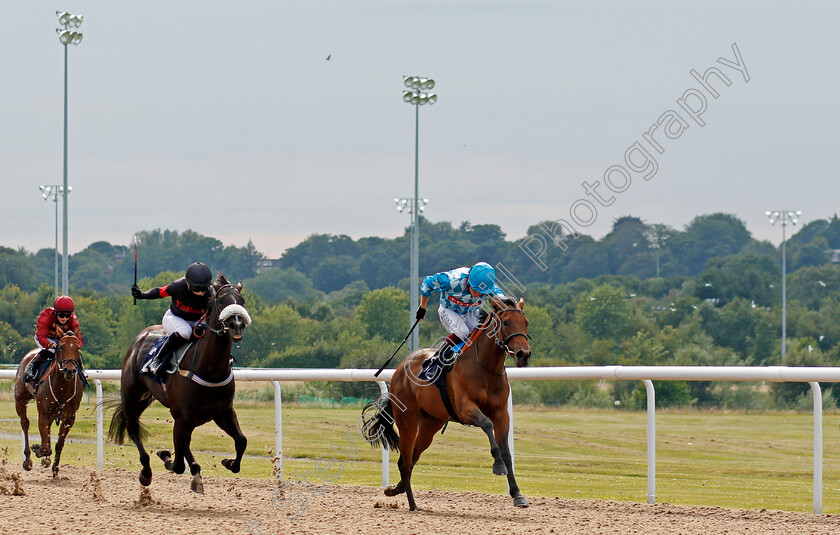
[15,398,33,471]
[52,414,76,478]
[411,411,445,465]
[385,407,419,510]
[214,408,247,473]
[124,388,154,486]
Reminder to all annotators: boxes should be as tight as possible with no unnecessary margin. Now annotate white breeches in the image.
[162,309,197,339]
[437,306,483,341]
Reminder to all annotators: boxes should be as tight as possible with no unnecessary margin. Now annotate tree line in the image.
[2,212,840,409]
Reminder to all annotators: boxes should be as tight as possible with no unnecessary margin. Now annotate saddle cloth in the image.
[139,336,192,380]
[418,342,464,382]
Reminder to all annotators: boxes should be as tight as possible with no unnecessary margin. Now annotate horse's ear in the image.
[214,273,229,289]
[517,296,525,310]
[236,281,243,293]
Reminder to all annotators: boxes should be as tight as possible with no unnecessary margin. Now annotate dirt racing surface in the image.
[2,464,840,535]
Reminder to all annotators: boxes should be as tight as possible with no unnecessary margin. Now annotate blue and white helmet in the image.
[467,262,496,294]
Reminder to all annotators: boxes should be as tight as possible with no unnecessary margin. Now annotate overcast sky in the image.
[3,2,839,260]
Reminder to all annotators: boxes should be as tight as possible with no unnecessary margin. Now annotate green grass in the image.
[2,390,839,513]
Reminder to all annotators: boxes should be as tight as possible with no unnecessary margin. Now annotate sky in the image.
[3,2,839,261]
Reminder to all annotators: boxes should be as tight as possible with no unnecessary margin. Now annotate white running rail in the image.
[2,365,837,513]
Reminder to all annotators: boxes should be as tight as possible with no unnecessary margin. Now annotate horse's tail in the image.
[104,398,151,445]
[360,395,399,452]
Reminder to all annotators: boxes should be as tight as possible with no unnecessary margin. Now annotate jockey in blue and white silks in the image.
[417,262,505,359]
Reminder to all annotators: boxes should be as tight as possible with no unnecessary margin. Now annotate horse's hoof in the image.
[52,466,59,478]
[32,445,42,458]
[157,450,171,462]
[22,458,32,471]
[384,485,402,497]
[492,463,508,476]
[191,474,204,494]
[139,468,152,487]
[513,496,529,508]
[221,458,240,473]
[41,457,51,468]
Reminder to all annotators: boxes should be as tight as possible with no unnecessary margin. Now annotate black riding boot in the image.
[23,349,50,385]
[150,334,188,376]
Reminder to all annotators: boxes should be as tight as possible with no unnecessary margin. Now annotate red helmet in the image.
[54,295,75,312]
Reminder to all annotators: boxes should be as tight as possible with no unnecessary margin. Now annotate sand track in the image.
[1,464,839,534]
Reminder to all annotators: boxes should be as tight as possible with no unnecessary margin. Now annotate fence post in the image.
[376,380,390,487]
[643,379,655,504]
[95,379,103,469]
[810,381,822,514]
[273,381,282,480]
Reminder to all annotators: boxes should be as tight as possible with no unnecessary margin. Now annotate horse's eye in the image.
[503,321,508,327]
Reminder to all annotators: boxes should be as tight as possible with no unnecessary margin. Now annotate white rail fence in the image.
[2,365,839,514]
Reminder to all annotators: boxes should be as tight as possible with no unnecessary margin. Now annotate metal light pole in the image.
[766,210,801,361]
[39,185,71,299]
[402,76,437,351]
[56,11,83,295]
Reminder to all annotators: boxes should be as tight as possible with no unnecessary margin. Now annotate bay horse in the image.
[108,274,251,492]
[14,331,85,477]
[361,296,531,511]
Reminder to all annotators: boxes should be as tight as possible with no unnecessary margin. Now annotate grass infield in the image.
[1,385,839,513]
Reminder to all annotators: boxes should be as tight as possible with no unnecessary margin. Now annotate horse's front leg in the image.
[15,398,33,471]
[491,405,528,507]
[171,419,203,493]
[34,406,53,468]
[462,404,506,476]
[213,408,247,473]
[52,412,76,478]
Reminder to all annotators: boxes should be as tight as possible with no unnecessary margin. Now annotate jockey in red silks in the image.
[415,262,505,363]
[131,262,214,376]
[24,295,84,386]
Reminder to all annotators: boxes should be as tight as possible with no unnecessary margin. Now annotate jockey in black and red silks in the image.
[132,262,214,376]
[24,295,84,385]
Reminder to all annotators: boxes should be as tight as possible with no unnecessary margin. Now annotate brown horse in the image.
[361,296,531,510]
[108,274,251,492]
[14,332,85,477]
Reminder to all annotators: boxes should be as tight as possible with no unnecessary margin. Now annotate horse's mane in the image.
[493,296,518,308]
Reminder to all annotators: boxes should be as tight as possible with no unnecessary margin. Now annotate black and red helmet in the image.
[54,295,75,312]
[185,262,213,290]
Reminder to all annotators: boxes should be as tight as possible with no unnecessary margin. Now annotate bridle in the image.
[48,334,82,409]
[177,283,250,389]
[473,305,531,376]
[205,284,250,337]
[493,307,532,355]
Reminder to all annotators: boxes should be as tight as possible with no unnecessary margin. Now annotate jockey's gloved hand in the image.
[130,284,143,299]
[415,307,426,321]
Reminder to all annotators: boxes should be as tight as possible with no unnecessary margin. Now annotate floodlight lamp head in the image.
[402,91,414,103]
[426,93,437,105]
[69,14,83,28]
[57,11,72,25]
[403,76,417,89]
[71,33,83,45]
[419,78,435,90]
